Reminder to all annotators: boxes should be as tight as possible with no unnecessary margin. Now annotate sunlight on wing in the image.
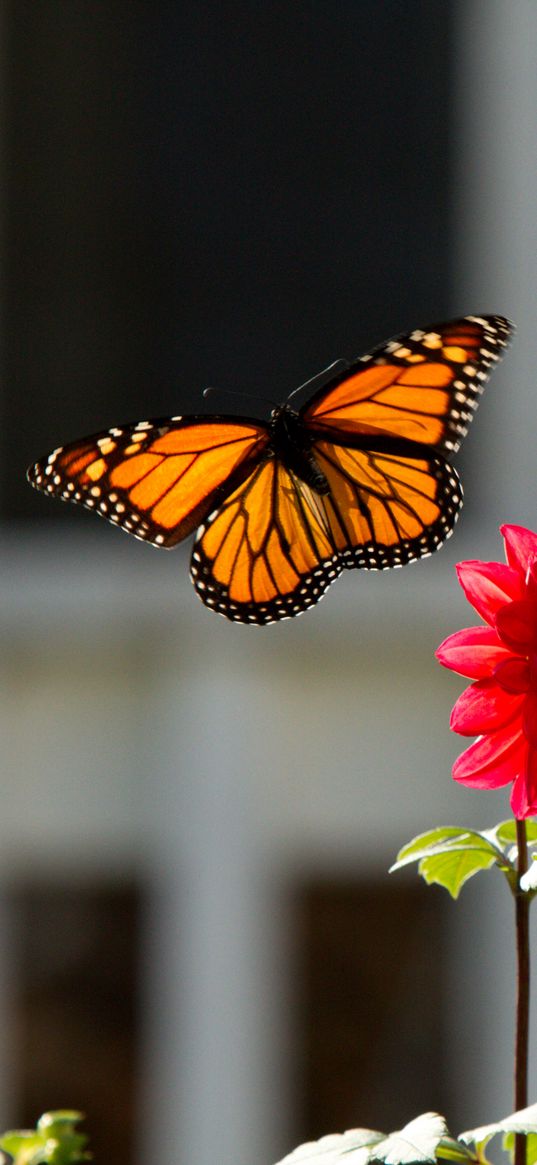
[191,460,341,623]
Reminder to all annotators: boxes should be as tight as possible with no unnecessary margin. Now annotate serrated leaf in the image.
[274,1114,450,1165]
[396,834,470,862]
[391,830,506,877]
[274,1127,384,1164]
[372,1114,449,1164]
[419,848,497,898]
[392,842,501,875]
[389,829,477,876]
[461,1102,537,1148]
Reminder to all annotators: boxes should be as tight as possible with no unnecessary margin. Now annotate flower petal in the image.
[441,527,537,811]
[510,750,537,818]
[436,626,511,678]
[494,656,530,693]
[525,744,537,810]
[450,678,524,735]
[523,689,537,747]
[452,721,526,789]
[456,560,523,625]
[496,599,537,652]
[501,524,537,577]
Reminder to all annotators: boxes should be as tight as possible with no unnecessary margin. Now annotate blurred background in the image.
[2,2,537,1162]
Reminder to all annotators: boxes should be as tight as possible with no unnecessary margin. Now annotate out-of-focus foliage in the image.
[274,1104,537,1165]
[0,1111,90,1165]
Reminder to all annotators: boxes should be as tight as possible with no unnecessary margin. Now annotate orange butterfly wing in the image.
[191,459,341,622]
[314,440,462,568]
[301,315,512,453]
[27,417,270,547]
[190,442,462,623]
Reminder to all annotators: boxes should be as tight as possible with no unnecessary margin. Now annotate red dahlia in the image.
[436,525,537,818]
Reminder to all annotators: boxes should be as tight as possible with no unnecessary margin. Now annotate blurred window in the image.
[294,877,449,1141]
[11,879,140,1165]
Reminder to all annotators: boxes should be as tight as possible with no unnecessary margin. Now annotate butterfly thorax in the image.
[269,404,329,494]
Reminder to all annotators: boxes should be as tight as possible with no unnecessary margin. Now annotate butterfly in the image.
[28,314,512,625]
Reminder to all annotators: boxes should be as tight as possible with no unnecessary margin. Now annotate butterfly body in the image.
[28,314,513,624]
[267,404,330,494]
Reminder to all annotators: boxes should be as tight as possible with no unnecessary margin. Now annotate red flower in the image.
[436,525,537,819]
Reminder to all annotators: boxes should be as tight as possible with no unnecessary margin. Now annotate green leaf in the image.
[392,832,506,873]
[435,1138,475,1163]
[419,848,498,898]
[274,1127,384,1163]
[274,1114,450,1165]
[0,1111,90,1165]
[494,820,537,847]
[390,822,526,896]
[0,1132,42,1165]
[392,829,477,866]
[460,1102,537,1151]
[372,1113,450,1164]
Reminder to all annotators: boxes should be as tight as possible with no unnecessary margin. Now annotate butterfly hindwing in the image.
[302,315,512,455]
[190,440,463,624]
[27,416,270,547]
[313,440,463,569]
[191,459,342,624]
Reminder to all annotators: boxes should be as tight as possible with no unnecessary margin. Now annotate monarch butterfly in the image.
[28,314,512,625]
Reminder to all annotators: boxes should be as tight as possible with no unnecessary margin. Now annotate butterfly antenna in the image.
[203,385,278,407]
[286,357,350,402]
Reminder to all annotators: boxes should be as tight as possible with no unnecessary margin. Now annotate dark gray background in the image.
[4,1,455,520]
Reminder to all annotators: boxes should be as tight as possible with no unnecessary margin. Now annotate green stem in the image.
[514,818,529,1165]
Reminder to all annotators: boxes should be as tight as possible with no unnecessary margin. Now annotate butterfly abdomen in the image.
[270,404,330,494]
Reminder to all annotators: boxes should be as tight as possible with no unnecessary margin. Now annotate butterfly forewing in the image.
[27,417,270,547]
[190,437,463,623]
[302,315,512,455]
